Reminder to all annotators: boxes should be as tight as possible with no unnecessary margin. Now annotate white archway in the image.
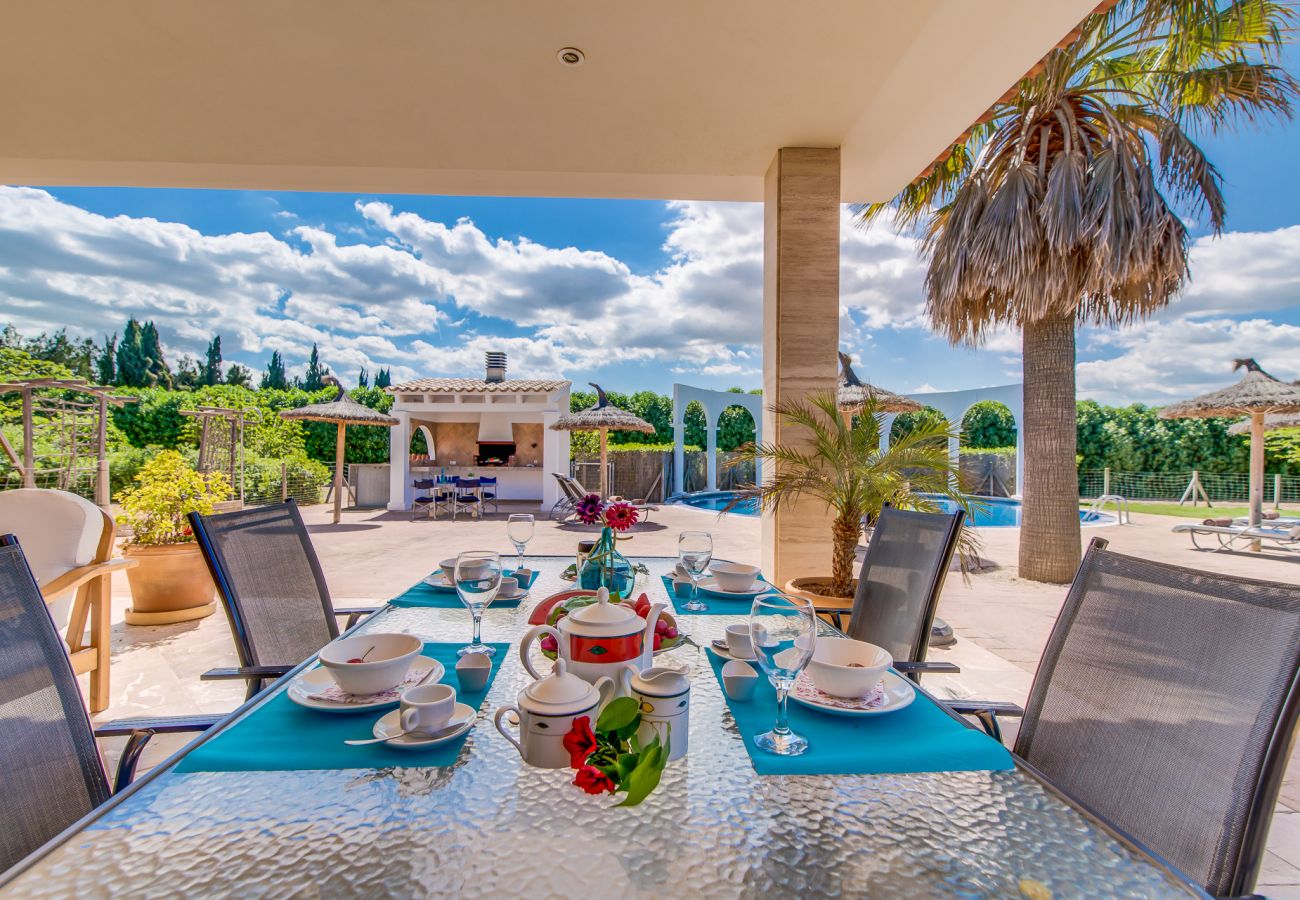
[671,385,765,494]
[883,383,1024,496]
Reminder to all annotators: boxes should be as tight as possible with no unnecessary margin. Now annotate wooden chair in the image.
[0,488,135,712]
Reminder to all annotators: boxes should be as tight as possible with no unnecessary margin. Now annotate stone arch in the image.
[671,384,765,494]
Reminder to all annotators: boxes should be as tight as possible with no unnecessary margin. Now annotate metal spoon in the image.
[344,718,469,746]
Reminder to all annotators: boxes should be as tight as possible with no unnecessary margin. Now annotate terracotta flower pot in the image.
[123,542,217,625]
[783,576,857,621]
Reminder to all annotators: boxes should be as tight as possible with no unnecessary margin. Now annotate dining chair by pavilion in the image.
[478,476,499,514]
[959,538,1300,899]
[811,505,965,682]
[188,501,377,700]
[0,488,135,712]
[451,478,483,521]
[412,478,452,520]
[0,534,217,874]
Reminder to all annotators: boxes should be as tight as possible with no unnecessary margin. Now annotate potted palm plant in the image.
[118,450,231,625]
[727,392,972,608]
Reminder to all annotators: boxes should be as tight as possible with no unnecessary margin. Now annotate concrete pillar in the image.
[705,409,718,492]
[671,386,685,495]
[542,396,569,511]
[387,412,412,511]
[761,147,841,584]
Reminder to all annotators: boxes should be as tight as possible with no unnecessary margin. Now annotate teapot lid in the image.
[566,588,636,628]
[522,659,598,709]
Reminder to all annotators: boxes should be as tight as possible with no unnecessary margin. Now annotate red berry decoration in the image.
[346,658,365,664]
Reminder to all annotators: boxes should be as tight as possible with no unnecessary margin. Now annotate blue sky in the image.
[2,58,1299,405]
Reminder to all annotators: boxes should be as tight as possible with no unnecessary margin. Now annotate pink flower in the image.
[576,493,604,525]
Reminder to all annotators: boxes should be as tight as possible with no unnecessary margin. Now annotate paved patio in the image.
[88,501,1300,896]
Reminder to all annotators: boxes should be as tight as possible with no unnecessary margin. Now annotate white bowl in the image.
[318,632,422,695]
[441,557,489,584]
[805,637,892,699]
[710,560,760,593]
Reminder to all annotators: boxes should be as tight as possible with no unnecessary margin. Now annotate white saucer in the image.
[789,670,915,717]
[372,703,475,749]
[495,586,527,602]
[286,657,445,714]
[708,641,758,664]
[695,576,772,599]
[422,571,455,591]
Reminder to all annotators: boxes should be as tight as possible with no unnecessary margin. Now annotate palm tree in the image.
[860,0,1295,582]
[727,393,970,599]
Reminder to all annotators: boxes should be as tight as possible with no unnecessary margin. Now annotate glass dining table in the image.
[3,557,1205,898]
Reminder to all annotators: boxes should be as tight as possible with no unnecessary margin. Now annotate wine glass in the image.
[749,592,816,756]
[455,550,502,657]
[506,514,535,575]
[677,531,713,612]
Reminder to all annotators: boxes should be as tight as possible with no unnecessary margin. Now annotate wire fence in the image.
[1079,469,1300,504]
[242,461,333,507]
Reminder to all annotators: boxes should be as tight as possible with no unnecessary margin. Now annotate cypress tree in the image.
[261,350,288,390]
[202,336,223,386]
[96,334,117,385]
[225,363,252,387]
[375,367,391,389]
[357,367,369,388]
[302,343,328,392]
[116,318,149,388]
[140,321,172,388]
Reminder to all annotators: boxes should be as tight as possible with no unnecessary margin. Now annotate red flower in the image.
[573,764,616,795]
[563,715,597,768]
[603,502,639,532]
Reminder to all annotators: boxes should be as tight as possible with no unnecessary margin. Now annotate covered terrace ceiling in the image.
[1,1,1097,202]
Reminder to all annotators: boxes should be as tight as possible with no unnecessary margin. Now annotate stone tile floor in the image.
[83,501,1300,896]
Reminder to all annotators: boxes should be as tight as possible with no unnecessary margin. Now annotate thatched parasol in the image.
[281,375,398,524]
[1161,359,1300,543]
[837,352,921,414]
[1227,411,1300,436]
[550,383,654,497]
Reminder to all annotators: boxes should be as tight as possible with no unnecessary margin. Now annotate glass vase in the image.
[578,527,634,598]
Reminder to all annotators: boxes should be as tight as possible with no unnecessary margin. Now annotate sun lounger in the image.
[554,473,658,523]
[1173,521,1300,551]
[1232,514,1300,527]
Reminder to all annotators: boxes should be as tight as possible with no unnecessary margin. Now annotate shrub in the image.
[116,450,231,545]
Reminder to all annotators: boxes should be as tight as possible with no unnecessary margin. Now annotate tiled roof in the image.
[387,378,570,394]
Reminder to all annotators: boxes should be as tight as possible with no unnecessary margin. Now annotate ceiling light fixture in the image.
[556,47,585,67]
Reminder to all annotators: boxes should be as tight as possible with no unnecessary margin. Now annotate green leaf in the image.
[596,697,640,733]
[615,743,665,807]
[616,753,638,780]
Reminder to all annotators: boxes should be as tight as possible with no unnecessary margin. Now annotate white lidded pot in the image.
[618,664,691,761]
[519,587,666,686]
[494,659,615,769]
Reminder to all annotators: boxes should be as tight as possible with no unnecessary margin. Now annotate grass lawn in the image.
[1114,501,1300,519]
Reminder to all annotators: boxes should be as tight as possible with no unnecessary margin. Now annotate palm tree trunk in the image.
[1019,315,1081,583]
[830,509,860,598]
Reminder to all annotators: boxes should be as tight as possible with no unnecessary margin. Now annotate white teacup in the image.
[400,683,455,735]
[725,623,756,660]
[498,576,519,597]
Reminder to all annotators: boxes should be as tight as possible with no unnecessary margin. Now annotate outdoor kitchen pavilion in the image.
[384,353,570,512]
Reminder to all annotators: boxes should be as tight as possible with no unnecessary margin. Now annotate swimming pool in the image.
[672,491,1113,527]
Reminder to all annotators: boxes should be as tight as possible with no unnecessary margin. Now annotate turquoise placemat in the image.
[176,642,507,773]
[707,651,1013,775]
[390,568,539,609]
[659,575,763,616]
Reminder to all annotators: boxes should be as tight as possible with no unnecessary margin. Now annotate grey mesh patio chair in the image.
[961,537,1300,899]
[189,501,376,700]
[812,505,965,681]
[0,535,217,874]
[550,472,583,520]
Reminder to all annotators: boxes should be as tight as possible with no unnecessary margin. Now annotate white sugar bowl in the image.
[494,659,615,769]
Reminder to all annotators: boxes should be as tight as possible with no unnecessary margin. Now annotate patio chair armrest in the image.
[39,557,137,600]
[893,660,961,676]
[95,714,222,792]
[201,665,294,681]
[334,606,378,629]
[943,700,1026,744]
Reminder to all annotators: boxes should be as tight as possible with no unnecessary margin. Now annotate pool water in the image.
[673,491,1112,527]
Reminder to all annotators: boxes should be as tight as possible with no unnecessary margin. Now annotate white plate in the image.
[707,641,759,664]
[422,571,455,591]
[695,576,773,599]
[789,670,915,717]
[372,703,476,749]
[286,657,445,714]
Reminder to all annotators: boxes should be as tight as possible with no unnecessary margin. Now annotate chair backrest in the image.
[561,475,589,501]
[0,489,107,588]
[844,505,964,663]
[188,502,339,670]
[1015,538,1300,897]
[0,535,110,873]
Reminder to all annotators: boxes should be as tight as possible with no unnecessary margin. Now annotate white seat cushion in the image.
[0,489,104,627]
